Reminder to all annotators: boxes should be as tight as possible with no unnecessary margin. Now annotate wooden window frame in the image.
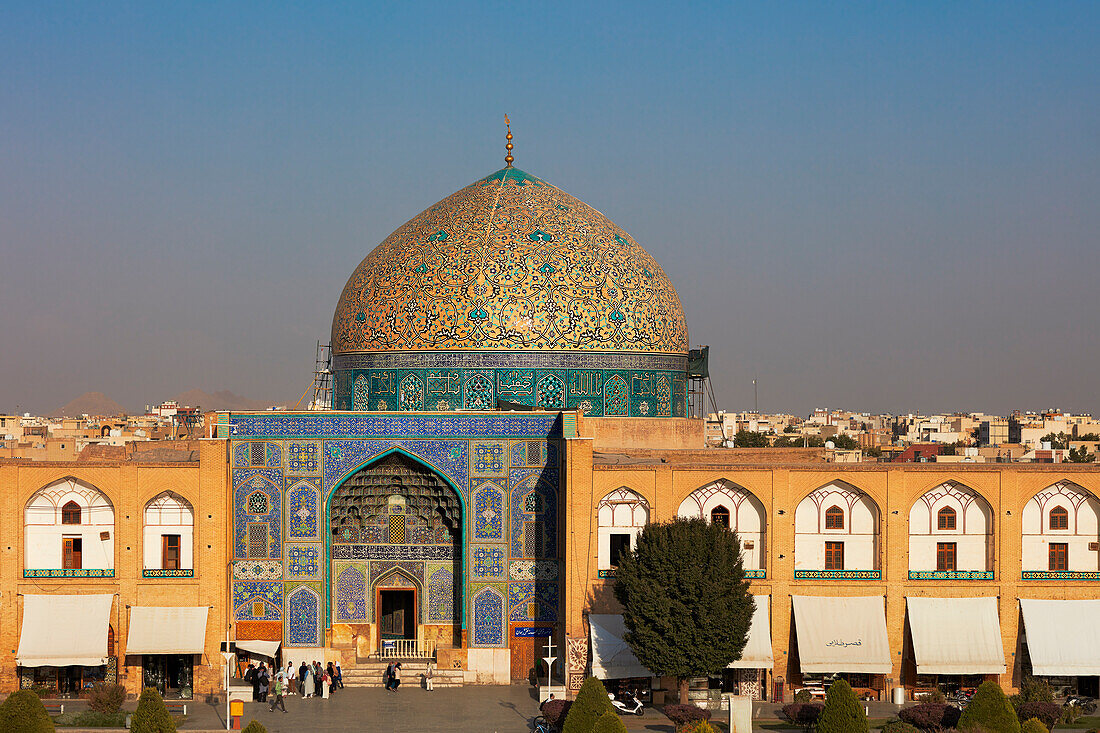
[1049,507,1069,531]
[62,536,83,570]
[936,542,957,571]
[937,507,957,531]
[608,533,631,568]
[824,541,844,570]
[710,506,731,528]
[162,534,181,570]
[824,505,845,530]
[1049,542,1068,571]
[61,501,82,525]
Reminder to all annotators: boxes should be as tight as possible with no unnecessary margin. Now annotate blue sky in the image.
[1,3,1098,415]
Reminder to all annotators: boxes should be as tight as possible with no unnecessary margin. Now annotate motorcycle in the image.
[608,691,645,716]
[1065,695,1098,715]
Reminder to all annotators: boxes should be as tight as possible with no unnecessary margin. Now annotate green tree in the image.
[1069,446,1095,463]
[563,677,616,733]
[130,687,176,733]
[828,434,860,450]
[1040,432,1069,449]
[815,679,869,733]
[0,689,55,733]
[613,517,754,703]
[865,446,883,458]
[734,430,769,447]
[958,680,1020,733]
[591,711,627,733]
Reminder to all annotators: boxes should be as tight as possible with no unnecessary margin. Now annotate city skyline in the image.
[2,3,1098,416]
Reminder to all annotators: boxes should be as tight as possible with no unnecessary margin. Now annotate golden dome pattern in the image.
[331,167,688,356]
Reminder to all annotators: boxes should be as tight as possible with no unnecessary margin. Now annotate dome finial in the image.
[504,114,514,167]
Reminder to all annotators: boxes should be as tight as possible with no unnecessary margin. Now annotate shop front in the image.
[903,596,1005,696]
[125,606,209,700]
[16,594,115,697]
[1020,598,1100,698]
[723,595,774,700]
[789,595,892,700]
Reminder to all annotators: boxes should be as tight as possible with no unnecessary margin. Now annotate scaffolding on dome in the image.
[687,345,718,420]
[295,341,333,410]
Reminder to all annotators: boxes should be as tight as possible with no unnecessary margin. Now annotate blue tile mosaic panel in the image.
[508,581,559,622]
[233,469,282,559]
[286,480,319,540]
[470,441,508,478]
[335,566,367,621]
[233,581,283,620]
[471,546,507,579]
[473,482,504,540]
[427,566,455,622]
[323,441,468,501]
[229,412,561,440]
[286,585,321,646]
[286,441,320,475]
[472,585,506,647]
[285,544,320,579]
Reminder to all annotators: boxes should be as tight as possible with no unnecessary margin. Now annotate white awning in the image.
[589,614,653,680]
[907,597,1006,675]
[1020,598,1100,676]
[235,640,281,659]
[792,595,891,674]
[17,594,113,667]
[728,595,774,669]
[126,607,209,655]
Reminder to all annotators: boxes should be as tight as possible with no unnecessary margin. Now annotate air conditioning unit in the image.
[743,540,755,550]
[1089,542,1099,551]
[100,531,110,541]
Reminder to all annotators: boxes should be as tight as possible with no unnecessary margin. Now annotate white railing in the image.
[378,639,436,659]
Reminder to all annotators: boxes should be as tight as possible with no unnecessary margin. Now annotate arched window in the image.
[597,488,650,571]
[61,501,81,525]
[710,506,731,527]
[937,506,957,531]
[144,492,194,571]
[1049,506,1069,530]
[824,505,844,530]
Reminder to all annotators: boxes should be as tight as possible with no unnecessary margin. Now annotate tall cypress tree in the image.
[613,517,754,704]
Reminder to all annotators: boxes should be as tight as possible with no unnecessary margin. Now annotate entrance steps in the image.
[340,660,465,688]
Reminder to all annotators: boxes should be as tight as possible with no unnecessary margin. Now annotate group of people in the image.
[242,658,344,713]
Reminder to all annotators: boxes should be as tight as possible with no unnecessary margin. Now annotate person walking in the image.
[268,672,287,713]
[257,662,269,703]
[326,662,337,695]
[334,660,344,690]
[383,661,394,691]
[299,661,311,698]
[321,665,331,700]
[286,662,296,695]
[245,662,259,701]
[389,662,402,692]
[423,662,434,691]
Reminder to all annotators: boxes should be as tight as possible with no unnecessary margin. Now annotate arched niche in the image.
[1022,481,1100,573]
[677,479,766,571]
[143,491,194,572]
[25,477,115,571]
[794,480,879,574]
[596,488,650,572]
[907,481,993,576]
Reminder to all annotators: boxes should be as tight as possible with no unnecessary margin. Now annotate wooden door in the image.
[162,535,180,570]
[63,537,82,569]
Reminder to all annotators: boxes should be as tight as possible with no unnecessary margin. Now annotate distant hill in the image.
[172,389,277,411]
[53,392,129,417]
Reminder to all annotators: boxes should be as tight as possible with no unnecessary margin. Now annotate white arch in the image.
[677,480,766,570]
[24,478,114,571]
[794,481,879,573]
[1022,481,1100,573]
[143,491,194,571]
[597,488,650,571]
[908,481,993,574]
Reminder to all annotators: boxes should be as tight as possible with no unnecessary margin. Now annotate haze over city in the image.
[2,3,1098,416]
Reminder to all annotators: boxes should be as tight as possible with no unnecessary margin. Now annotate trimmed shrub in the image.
[242,721,267,733]
[563,677,615,733]
[899,701,961,730]
[1016,701,1059,730]
[0,689,55,732]
[662,703,711,731]
[917,687,947,704]
[686,723,718,733]
[793,689,813,704]
[957,681,1021,733]
[541,699,573,731]
[780,702,823,731]
[882,720,921,733]
[1059,703,1083,725]
[1020,718,1048,733]
[592,711,627,733]
[131,687,177,733]
[816,679,869,733]
[87,682,127,713]
[1009,678,1053,714]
